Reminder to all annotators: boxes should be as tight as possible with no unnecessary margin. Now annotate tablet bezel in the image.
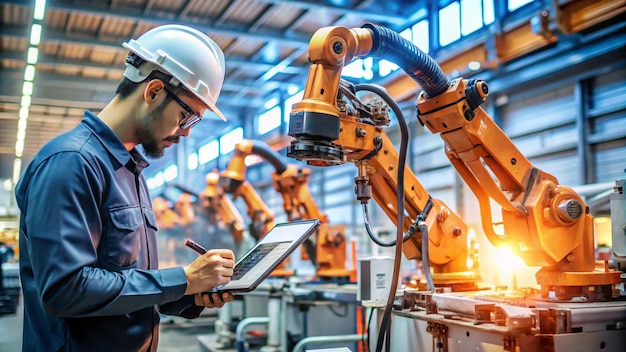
[211,218,320,293]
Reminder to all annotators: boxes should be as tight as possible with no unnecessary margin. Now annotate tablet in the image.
[211,219,320,293]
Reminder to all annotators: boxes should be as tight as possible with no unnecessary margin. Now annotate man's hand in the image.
[194,291,234,308]
[184,249,235,295]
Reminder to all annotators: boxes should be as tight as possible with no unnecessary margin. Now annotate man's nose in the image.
[178,126,191,137]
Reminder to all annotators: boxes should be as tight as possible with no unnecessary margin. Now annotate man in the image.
[15,24,235,351]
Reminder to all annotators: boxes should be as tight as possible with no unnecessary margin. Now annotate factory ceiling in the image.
[1,0,625,185]
[0,0,428,179]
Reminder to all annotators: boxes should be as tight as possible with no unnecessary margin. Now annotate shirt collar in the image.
[81,110,150,173]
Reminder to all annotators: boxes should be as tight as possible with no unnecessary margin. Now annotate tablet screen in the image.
[213,219,320,292]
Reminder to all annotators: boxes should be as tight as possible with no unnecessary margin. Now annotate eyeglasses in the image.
[162,85,203,129]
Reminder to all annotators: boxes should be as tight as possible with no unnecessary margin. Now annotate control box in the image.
[357,256,394,303]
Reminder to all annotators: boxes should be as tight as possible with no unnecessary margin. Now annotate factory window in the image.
[147,171,165,190]
[146,177,156,190]
[483,0,495,24]
[379,60,398,77]
[188,152,198,170]
[258,106,282,135]
[342,57,373,79]
[220,127,243,154]
[412,20,429,53]
[439,0,495,47]
[439,2,461,46]
[284,90,304,124]
[508,0,534,11]
[461,0,484,35]
[380,22,428,77]
[198,140,219,164]
[163,164,178,182]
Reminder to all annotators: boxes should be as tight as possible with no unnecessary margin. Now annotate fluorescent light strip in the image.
[16,129,26,142]
[15,0,47,161]
[18,118,28,131]
[27,47,39,64]
[24,65,36,81]
[19,106,29,120]
[21,95,31,107]
[15,140,25,158]
[30,24,42,45]
[34,0,47,20]
[13,158,23,184]
[23,81,34,96]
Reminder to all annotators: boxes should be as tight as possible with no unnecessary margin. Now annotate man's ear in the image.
[144,79,165,102]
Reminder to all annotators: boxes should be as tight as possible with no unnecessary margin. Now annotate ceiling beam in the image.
[256,0,410,27]
[4,0,311,47]
[0,94,107,110]
[0,29,309,73]
[1,68,299,100]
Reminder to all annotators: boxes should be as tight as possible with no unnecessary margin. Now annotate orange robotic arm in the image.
[222,139,353,280]
[152,196,182,229]
[200,170,245,243]
[287,23,620,299]
[272,163,352,280]
[416,78,620,298]
[219,140,276,241]
[286,24,473,286]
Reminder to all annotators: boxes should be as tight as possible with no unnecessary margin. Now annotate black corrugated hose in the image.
[361,22,449,98]
[359,23,449,352]
[250,140,288,175]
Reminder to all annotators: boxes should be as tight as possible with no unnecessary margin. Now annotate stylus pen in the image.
[185,239,207,255]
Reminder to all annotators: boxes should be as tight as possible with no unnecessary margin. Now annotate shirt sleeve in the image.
[159,294,205,319]
[22,152,189,317]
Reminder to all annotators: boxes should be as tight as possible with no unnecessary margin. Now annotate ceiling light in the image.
[187,153,198,170]
[24,65,36,81]
[23,81,34,96]
[260,63,287,81]
[27,47,39,65]
[153,172,164,187]
[18,118,28,131]
[30,24,42,45]
[15,140,25,158]
[287,85,300,95]
[13,158,23,184]
[21,95,31,107]
[19,106,29,120]
[163,164,178,182]
[17,129,26,142]
[34,0,47,20]
[264,97,278,109]
[468,61,481,71]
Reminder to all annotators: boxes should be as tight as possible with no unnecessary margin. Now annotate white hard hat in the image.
[122,24,227,122]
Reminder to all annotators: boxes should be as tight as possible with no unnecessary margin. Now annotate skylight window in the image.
[220,127,243,154]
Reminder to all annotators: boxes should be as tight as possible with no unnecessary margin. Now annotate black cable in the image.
[420,222,434,291]
[354,83,408,352]
[384,322,391,351]
[361,203,417,247]
[366,307,374,352]
[327,303,349,318]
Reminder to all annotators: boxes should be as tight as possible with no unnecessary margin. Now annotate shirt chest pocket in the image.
[106,206,144,268]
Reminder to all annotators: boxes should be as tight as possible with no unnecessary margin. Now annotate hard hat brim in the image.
[204,101,227,122]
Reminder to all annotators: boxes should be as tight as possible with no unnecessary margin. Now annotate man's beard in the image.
[137,100,178,159]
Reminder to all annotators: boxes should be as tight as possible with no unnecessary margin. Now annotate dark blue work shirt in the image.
[15,111,203,352]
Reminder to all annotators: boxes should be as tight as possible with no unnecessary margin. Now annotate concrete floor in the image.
[0,296,218,352]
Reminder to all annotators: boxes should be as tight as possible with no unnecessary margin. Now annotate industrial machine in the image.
[286,23,625,351]
[285,26,478,290]
[200,170,246,244]
[220,139,354,281]
[173,192,199,227]
[152,196,182,230]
